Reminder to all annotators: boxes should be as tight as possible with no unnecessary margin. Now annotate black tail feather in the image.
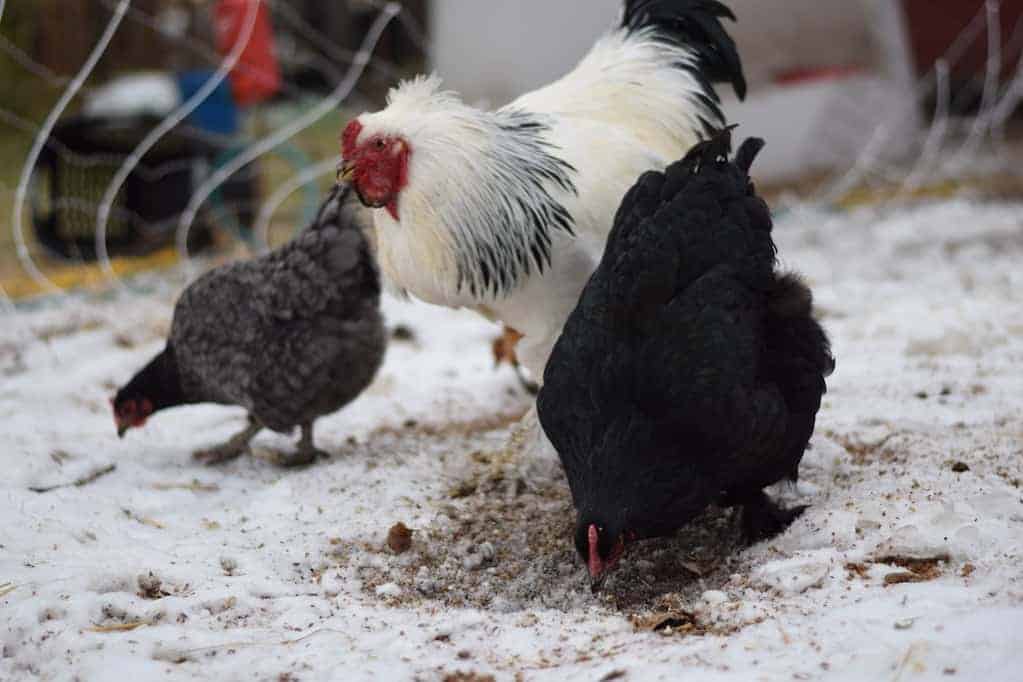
[768,273,837,381]
[622,0,747,101]
[735,137,765,174]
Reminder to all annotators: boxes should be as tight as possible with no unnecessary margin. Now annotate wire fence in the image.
[0,0,1020,320]
[0,0,413,307]
[814,0,1023,207]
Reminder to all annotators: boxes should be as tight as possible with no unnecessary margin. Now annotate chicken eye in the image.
[375,139,386,150]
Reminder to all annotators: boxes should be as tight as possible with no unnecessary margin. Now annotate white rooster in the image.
[340,0,746,380]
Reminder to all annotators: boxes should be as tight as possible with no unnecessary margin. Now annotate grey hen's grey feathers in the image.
[166,184,385,433]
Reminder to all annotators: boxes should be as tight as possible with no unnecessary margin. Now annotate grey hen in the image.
[113,184,385,466]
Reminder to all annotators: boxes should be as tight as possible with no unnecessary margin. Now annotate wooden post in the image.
[35,0,96,77]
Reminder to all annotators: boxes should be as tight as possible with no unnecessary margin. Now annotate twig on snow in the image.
[151,480,220,493]
[29,464,117,493]
[86,621,147,633]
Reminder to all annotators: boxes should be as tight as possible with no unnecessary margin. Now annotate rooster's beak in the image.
[337,161,356,184]
[117,424,128,438]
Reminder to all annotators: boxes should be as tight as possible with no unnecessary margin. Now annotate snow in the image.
[2,198,1023,681]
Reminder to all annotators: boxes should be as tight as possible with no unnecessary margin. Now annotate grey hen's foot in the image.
[267,422,330,468]
[740,490,808,544]
[267,446,326,468]
[193,443,248,465]
[193,419,261,466]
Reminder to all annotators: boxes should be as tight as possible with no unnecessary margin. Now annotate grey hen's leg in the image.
[193,417,262,465]
[270,421,328,468]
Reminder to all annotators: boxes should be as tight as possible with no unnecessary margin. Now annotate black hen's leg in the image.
[271,422,327,468]
[194,417,261,465]
[740,490,807,544]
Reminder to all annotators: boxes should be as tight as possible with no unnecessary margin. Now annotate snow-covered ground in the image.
[2,198,1022,681]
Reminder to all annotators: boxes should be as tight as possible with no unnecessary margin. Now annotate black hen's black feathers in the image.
[538,131,833,548]
[622,0,747,101]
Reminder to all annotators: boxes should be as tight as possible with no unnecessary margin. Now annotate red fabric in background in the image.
[213,0,281,106]
[903,0,1023,81]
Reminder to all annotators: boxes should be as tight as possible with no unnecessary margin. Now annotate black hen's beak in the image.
[586,524,627,594]
[587,524,608,593]
[117,423,128,438]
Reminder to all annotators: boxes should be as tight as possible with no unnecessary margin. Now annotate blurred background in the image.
[0,0,1021,301]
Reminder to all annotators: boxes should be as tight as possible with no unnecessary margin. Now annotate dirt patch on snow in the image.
[351,431,755,620]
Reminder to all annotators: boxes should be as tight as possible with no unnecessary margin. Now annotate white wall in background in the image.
[428,0,918,182]
[728,0,879,88]
[429,0,620,105]
[429,0,883,103]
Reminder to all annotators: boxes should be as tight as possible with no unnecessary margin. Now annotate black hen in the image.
[113,185,386,466]
[537,131,834,590]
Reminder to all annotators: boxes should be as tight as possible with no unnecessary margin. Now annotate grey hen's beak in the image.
[337,161,356,184]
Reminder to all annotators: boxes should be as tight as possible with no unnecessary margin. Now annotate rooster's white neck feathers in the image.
[357,75,578,301]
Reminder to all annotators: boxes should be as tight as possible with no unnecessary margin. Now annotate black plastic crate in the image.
[32,114,231,260]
